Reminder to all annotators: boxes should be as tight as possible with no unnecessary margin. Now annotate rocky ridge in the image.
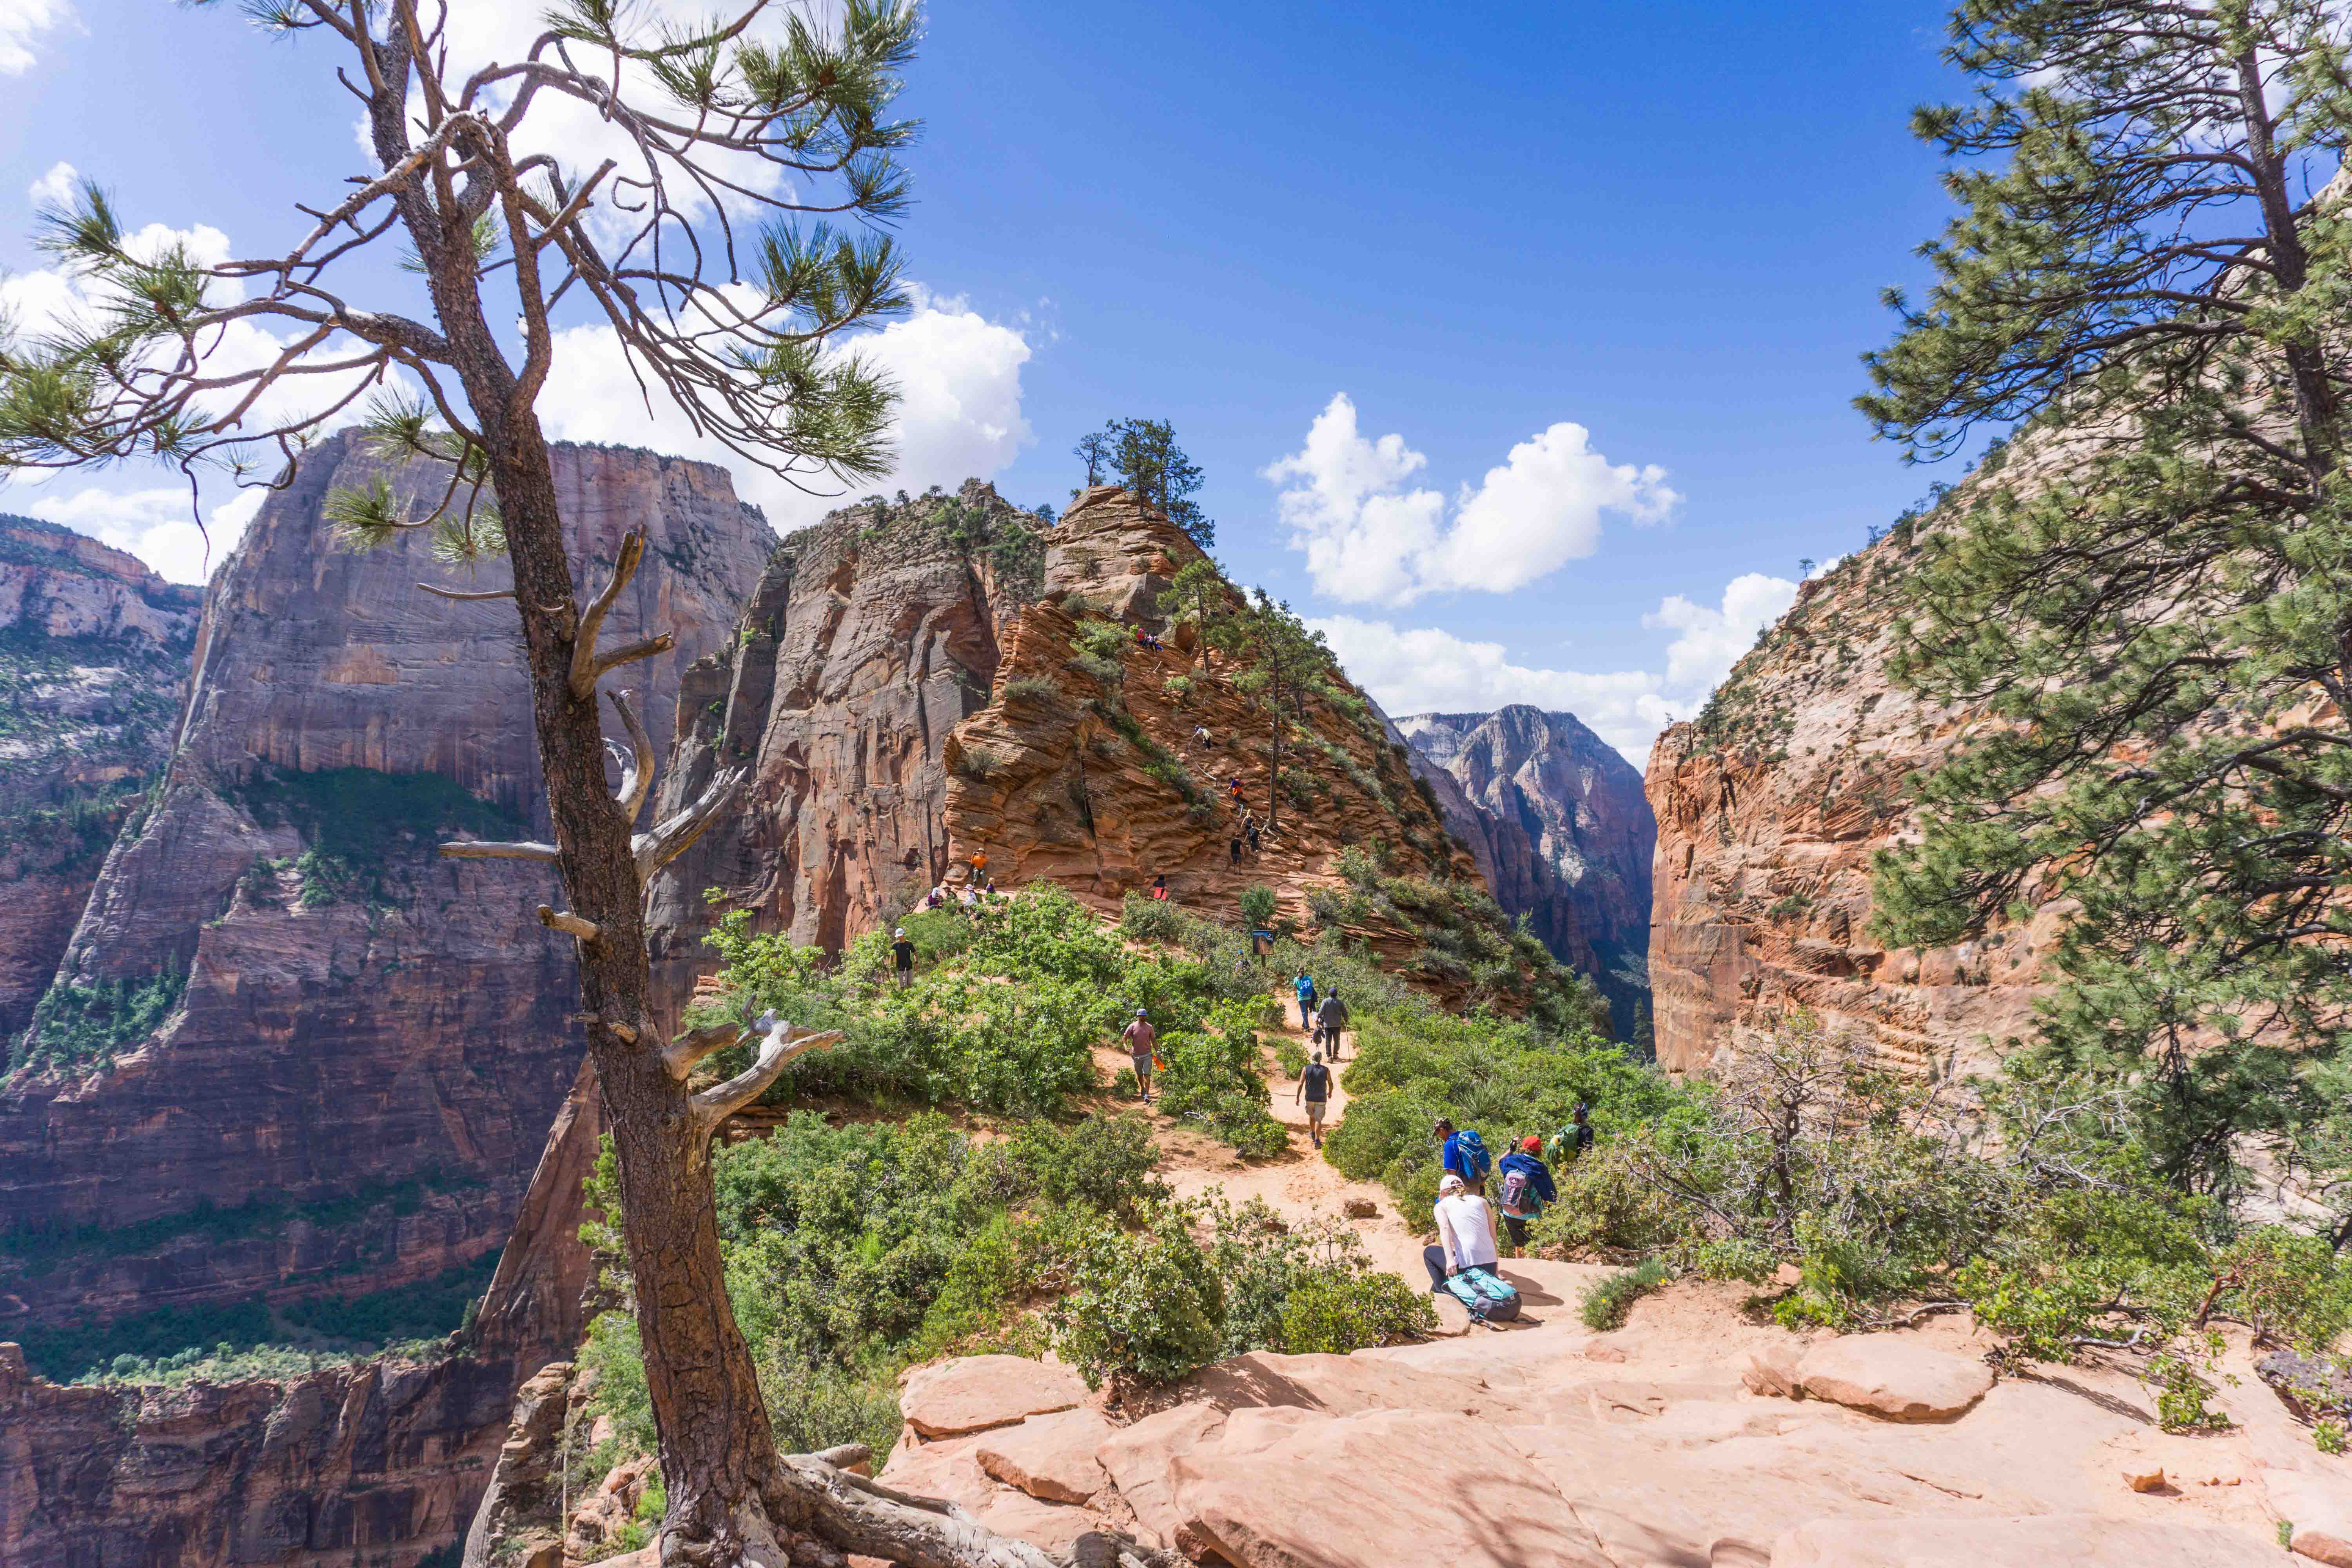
[1399,706,1656,1037]
[1643,533,2056,1078]
[0,515,203,1043]
[0,434,771,1347]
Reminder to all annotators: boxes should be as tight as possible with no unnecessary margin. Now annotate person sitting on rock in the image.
[1425,1173,1498,1292]
[1151,873,1170,902]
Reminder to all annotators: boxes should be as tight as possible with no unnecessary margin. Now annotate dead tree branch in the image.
[690,1013,841,1134]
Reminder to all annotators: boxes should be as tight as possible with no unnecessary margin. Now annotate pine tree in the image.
[1862,0,2352,1198]
[1087,417,1214,549]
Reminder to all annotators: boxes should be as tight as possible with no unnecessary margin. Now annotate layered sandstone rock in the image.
[1399,706,1656,1034]
[0,516,202,1042]
[1644,539,2057,1078]
[0,434,769,1337]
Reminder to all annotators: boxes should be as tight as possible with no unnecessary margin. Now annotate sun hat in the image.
[1438,1174,1465,1196]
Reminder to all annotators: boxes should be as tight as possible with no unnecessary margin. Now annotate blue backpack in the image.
[1452,1129,1493,1182]
[1445,1265,1521,1323]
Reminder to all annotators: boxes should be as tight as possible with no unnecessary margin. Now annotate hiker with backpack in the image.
[1546,1103,1596,1169]
[1314,989,1349,1060]
[1295,1050,1334,1148]
[1495,1135,1557,1255]
[1435,1118,1492,1196]
[1424,1174,1523,1324]
[1294,971,1318,1030]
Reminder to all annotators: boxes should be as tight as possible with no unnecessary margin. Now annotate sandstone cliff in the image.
[0,434,769,1350]
[1398,706,1655,1036]
[0,516,203,1043]
[1644,534,2056,1078]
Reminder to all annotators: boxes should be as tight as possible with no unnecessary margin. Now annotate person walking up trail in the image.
[1294,971,1318,1030]
[1424,1173,1499,1290]
[1295,1050,1334,1148]
[1314,989,1349,1059]
[1495,1135,1556,1255]
[1435,1118,1492,1197]
[1123,1008,1158,1104]
[1546,1103,1596,1169]
[890,927,916,989]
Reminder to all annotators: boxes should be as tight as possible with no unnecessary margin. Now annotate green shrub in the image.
[1000,675,1061,705]
[1010,1114,1169,1222]
[1051,1210,1226,1390]
[17,959,188,1073]
[1239,885,1278,929]
[1274,1039,1307,1079]
[1280,1268,1436,1354]
[1119,891,1185,944]
[1580,1258,1670,1330]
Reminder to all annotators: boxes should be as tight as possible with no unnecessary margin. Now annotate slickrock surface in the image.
[0,1336,527,1568]
[0,516,202,1040]
[646,481,1039,1020]
[900,1353,1089,1437]
[1786,1335,1994,1421]
[1644,539,2058,1078]
[880,1283,2330,1568]
[1399,705,1656,1033]
[0,433,770,1332]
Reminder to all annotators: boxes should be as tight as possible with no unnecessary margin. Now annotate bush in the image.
[1000,675,1061,705]
[1051,1210,1227,1390]
[1119,891,1185,944]
[1239,885,1278,929]
[1280,1269,1436,1354]
[1580,1258,1670,1330]
[1274,1038,1307,1079]
[1011,1114,1168,1223]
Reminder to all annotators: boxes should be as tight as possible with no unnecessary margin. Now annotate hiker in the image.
[1192,724,1212,747]
[1228,776,1246,806]
[1314,988,1349,1060]
[1547,1103,1596,1168]
[970,848,989,879]
[925,884,944,911]
[1296,1050,1334,1148]
[1245,817,1261,857]
[957,882,979,912]
[1495,1135,1557,1254]
[1123,1008,1158,1104]
[1435,1118,1493,1196]
[1151,873,1171,902]
[890,926,916,989]
[1229,831,1244,867]
[1424,1173,1498,1290]
[1294,970,1318,1029]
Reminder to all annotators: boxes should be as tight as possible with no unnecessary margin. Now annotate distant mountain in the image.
[1397,706,1656,1039]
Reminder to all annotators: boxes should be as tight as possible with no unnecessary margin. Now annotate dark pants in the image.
[1423,1245,1453,1292]
[895,964,912,989]
[1501,1214,1530,1248]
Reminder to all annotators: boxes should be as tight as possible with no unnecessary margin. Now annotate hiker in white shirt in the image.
[1424,1172,1498,1290]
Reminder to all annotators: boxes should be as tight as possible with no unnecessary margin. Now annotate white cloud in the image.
[535,287,1033,527]
[13,482,265,584]
[1314,570,1801,765]
[0,0,72,74]
[1266,393,1678,605]
[27,159,76,207]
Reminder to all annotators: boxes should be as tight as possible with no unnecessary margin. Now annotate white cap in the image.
[1438,1174,1465,1196]
[895,927,906,937]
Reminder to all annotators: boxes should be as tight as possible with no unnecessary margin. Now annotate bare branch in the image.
[632,764,747,881]
[439,838,560,862]
[690,1013,841,1133]
[536,904,600,941]
[608,686,654,821]
[418,582,515,601]
[663,1020,743,1080]
[583,632,677,689]
[572,529,645,699]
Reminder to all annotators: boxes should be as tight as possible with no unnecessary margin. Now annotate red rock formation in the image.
[1398,706,1656,1035]
[0,433,769,1336]
[0,515,202,1040]
[1644,541,2056,1079]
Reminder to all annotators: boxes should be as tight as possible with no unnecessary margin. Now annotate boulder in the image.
[973,1409,1115,1505]
[1343,1198,1379,1219]
[1769,1515,2270,1566]
[1098,1402,1226,1542]
[899,1356,1088,1438]
[1742,1341,1804,1398]
[874,1435,997,1513]
[1170,1407,1613,1567]
[2266,1468,2352,1567]
[2122,1465,2166,1494]
[1793,1337,1991,1422]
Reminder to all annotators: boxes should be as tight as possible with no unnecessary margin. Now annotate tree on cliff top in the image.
[1085,417,1214,549]
[0,4,1168,1563]
[1862,0,2352,1208]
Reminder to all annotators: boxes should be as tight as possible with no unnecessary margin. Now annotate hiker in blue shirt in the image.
[1293,970,1318,1029]
[1494,1136,1557,1255]
[1433,1117,1492,1197]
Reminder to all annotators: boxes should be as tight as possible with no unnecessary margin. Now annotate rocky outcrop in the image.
[0,516,202,1042]
[645,481,1042,1018]
[0,1336,527,1568]
[1644,539,2058,1079]
[1398,706,1656,1036]
[0,434,769,1341]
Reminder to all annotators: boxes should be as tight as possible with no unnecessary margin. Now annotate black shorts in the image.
[1501,1214,1530,1247]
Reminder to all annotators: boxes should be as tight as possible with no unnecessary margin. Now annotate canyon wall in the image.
[1643,538,2057,1079]
[0,517,203,1043]
[0,435,770,1348]
[1399,706,1655,1036]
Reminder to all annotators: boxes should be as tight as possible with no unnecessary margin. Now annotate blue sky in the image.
[0,0,1968,761]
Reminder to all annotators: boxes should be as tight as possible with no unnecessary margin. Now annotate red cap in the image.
[1521,1134,1543,1152]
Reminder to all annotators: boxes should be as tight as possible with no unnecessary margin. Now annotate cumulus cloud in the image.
[0,0,72,74]
[1313,569,1802,765]
[535,287,1033,526]
[1266,393,1677,605]
[13,481,265,584]
[27,158,76,207]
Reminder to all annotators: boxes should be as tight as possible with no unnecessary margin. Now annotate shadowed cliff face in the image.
[1643,540,2056,1080]
[1398,706,1656,1037]
[0,434,771,1338]
[0,517,203,1042]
